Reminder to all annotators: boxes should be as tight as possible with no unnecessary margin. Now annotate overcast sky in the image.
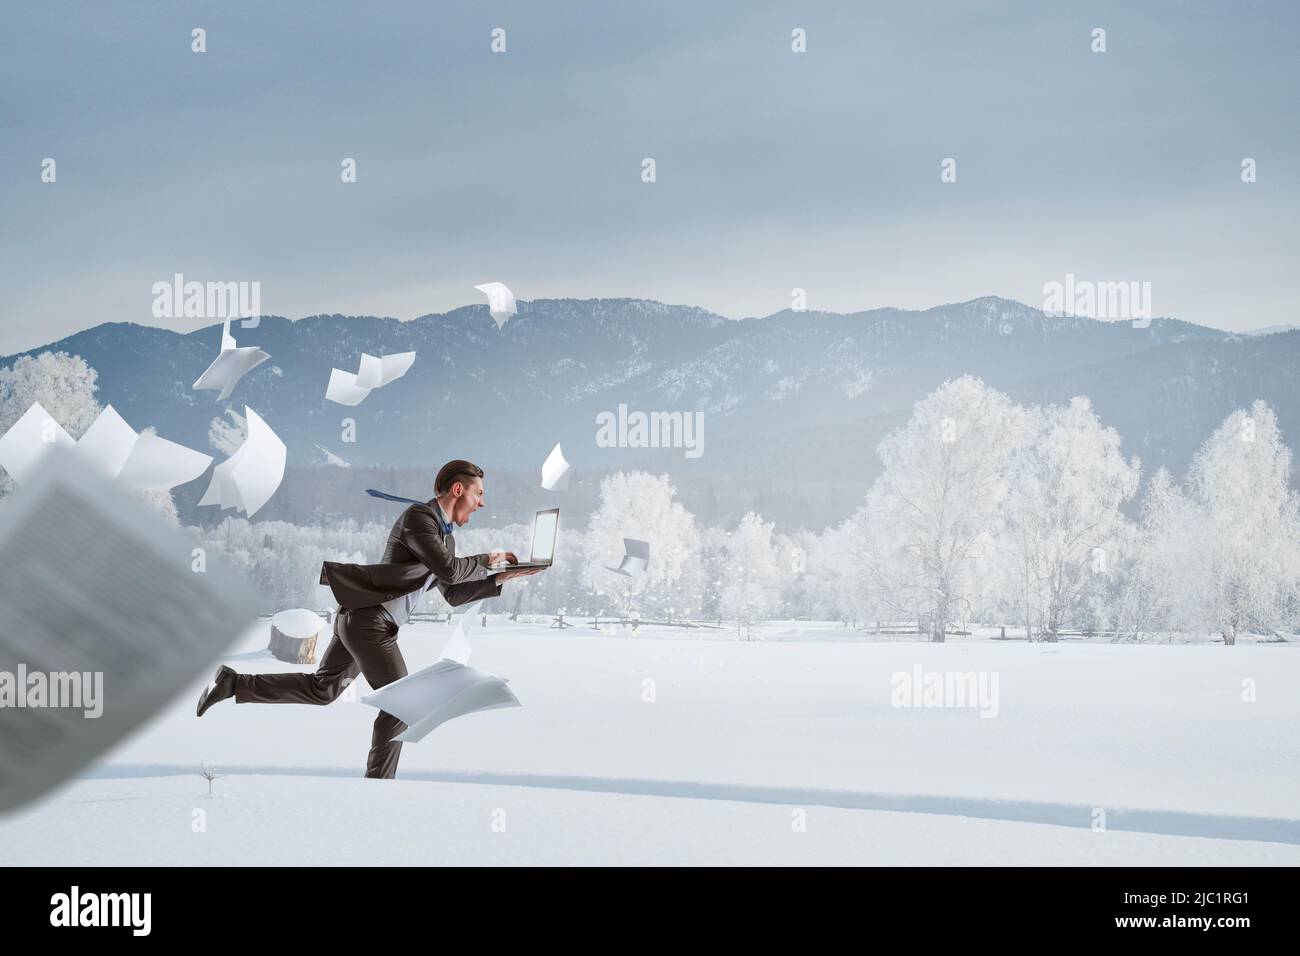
[1,0,1296,353]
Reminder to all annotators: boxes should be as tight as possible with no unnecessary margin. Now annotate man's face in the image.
[447,477,485,526]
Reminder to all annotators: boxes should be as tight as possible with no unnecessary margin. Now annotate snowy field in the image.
[2,618,1298,866]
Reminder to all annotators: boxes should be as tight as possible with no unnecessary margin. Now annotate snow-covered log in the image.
[268,608,325,664]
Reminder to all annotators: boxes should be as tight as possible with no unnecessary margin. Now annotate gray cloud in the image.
[1,0,1296,353]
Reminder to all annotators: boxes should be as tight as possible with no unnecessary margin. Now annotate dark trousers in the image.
[234,605,409,779]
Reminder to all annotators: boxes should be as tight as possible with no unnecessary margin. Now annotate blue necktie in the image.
[366,489,452,534]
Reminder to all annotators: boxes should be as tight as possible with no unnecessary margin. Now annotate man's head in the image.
[433,459,485,527]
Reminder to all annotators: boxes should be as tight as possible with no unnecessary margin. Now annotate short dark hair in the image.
[435,459,484,496]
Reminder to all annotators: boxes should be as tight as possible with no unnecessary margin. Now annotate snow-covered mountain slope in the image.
[5,295,1289,527]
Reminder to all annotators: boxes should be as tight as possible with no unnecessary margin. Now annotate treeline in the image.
[196,377,1300,645]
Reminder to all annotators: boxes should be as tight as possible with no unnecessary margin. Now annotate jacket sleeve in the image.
[400,508,494,586]
[440,576,504,607]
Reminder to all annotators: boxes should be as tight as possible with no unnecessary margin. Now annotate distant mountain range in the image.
[5,296,1298,530]
[1242,324,1300,337]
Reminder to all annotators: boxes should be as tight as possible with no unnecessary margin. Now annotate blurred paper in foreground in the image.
[0,448,264,814]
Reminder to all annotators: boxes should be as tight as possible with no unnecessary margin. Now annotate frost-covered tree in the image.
[0,352,102,498]
[1184,401,1300,643]
[533,526,596,617]
[863,376,1028,641]
[693,524,731,623]
[0,351,180,522]
[827,511,888,628]
[719,511,782,638]
[195,516,374,612]
[1109,468,1197,642]
[1002,397,1140,641]
[797,526,849,622]
[777,528,821,619]
[583,471,699,619]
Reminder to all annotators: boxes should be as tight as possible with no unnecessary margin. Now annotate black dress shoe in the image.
[196,664,238,717]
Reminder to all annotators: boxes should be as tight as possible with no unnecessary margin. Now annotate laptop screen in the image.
[530,510,558,562]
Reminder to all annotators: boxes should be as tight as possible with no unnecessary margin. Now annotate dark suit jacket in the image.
[319,501,503,611]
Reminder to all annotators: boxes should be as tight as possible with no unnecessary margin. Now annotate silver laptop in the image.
[489,508,559,570]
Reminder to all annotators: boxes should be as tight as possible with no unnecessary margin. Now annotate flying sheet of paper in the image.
[224,408,285,516]
[474,282,517,329]
[361,658,519,743]
[439,617,473,665]
[197,467,225,508]
[540,442,572,491]
[326,352,417,405]
[0,401,75,485]
[10,402,213,493]
[200,442,241,510]
[115,432,214,492]
[71,405,137,479]
[393,677,519,742]
[607,537,650,577]
[325,368,372,406]
[197,407,286,517]
[355,351,416,390]
[0,447,264,815]
[192,316,271,402]
[438,599,484,664]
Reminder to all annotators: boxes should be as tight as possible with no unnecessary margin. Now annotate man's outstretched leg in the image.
[333,606,410,779]
[196,612,359,715]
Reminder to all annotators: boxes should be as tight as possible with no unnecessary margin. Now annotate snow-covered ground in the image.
[2,619,1297,865]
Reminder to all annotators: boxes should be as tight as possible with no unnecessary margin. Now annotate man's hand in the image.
[488,550,518,567]
[495,567,544,582]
